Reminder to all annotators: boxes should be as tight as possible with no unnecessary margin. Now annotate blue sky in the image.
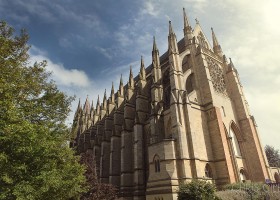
[1,0,280,148]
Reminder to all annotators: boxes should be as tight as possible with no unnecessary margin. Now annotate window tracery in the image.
[206,57,227,95]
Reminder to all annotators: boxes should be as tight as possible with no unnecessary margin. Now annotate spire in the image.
[110,82,115,102]
[96,95,100,114]
[103,89,107,107]
[139,56,146,80]
[211,27,223,57]
[168,21,179,54]
[120,74,123,87]
[183,8,193,38]
[118,74,124,97]
[183,8,191,29]
[152,37,160,69]
[152,38,161,83]
[90,100,95,119]
[211,27,219,48]
[169,20,174,35]
[96,95,100,109]
[128,66,134,89]
[76,98,81,111]
[90,100,94,112]
[152,36,158,52]
[83,95,90,114]
[74,98,82,119]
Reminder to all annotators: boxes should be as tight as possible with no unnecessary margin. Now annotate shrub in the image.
[177,180,220,200]
[221,182,270,200]
[216,190,249,200]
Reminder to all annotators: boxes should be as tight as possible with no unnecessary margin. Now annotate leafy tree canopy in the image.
[265,145,280,167]
[0,21,86,199]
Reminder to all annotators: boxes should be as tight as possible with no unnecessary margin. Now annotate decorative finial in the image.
[169,20,174,34]
[97,95,100,105]
[120,74,123,86]
[211,27,223,57]
[104,89,107,97]
[183,8,190,28]
[129,65,134,88]
[129,65,133,77]
[152,36,158,52]
[111,82,114,92]
[140,56,146,80]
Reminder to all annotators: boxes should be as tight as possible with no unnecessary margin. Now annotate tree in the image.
[177,180,220,200]
[80,152,118,200]
[265,145,280,167]
[0,21,86,199]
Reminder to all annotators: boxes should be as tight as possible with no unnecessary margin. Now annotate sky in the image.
[0,0,279,148]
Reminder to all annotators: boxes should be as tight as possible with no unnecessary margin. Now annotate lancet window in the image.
[229,127,241,157]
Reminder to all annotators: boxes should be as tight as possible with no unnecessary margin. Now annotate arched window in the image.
[205,163,213,178]
[274,172,280,183]
[186,73,195,94]
[229,126,241,156]
[154,155,161,173]
[240,169,246,182]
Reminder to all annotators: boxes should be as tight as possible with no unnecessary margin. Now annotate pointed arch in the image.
[229,121,242,156]
[230,121,243,141]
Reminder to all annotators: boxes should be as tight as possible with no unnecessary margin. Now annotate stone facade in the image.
[71,9,272,200]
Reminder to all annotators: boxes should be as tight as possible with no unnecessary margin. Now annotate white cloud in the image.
[29,46,91,87]
[141,1,160,17]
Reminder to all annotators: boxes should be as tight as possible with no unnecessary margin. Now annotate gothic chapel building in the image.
[71,8,272,200]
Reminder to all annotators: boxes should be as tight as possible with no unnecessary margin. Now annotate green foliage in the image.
[0,21,86,199]
[216,190,249,200]
[177,180,221,200]
[265,145,280,167]
[222,182,270,200]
